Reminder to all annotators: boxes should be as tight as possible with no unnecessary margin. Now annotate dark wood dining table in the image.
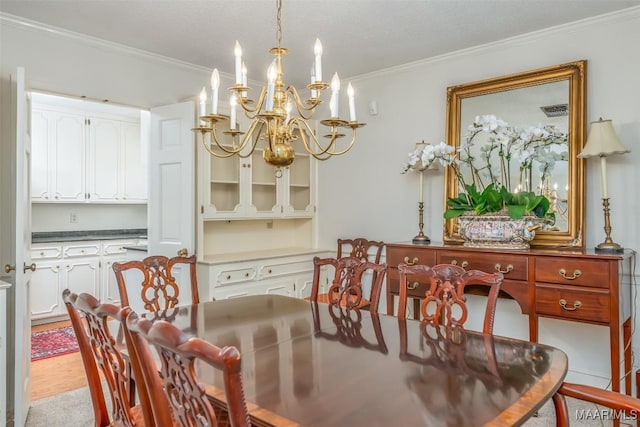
[152,294,568,427]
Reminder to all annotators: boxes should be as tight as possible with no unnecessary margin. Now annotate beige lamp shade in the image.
[578,118,630,158]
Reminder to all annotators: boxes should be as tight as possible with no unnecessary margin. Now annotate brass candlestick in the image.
[412,201,430,244]
[595,198,623,252]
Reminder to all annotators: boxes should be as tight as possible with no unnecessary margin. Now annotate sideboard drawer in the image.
[216,267,257,285]
[387,270,429,299]
[535,283,610,323]
[438,250,528,281]
[535,258,610,288]
[387,247,437,267]
[31,245,62,260]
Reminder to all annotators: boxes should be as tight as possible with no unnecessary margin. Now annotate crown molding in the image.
[350,5,640,83]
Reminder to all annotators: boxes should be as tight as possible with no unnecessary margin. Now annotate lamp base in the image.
[412,234,431,245]
[595,241,624,253]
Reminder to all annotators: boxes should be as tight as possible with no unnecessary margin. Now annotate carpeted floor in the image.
[25,385,634,426]
[31,326,79,361]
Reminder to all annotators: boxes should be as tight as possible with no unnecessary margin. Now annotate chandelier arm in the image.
[319,127,359,156]
[286,85,321,118]
[294,119,337,157]
[236,118,267,159]
[236,87,268,117]
[198,133,241,158]
[210,127,249,155]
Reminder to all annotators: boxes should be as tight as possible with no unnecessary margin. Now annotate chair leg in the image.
[552,392,570,427]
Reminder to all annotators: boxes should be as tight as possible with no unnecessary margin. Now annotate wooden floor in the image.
[31,320,88,400]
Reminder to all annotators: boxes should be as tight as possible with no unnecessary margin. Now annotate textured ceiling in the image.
[2,0,639,87]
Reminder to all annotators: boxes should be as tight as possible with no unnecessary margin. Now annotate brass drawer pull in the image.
[495,263,513,273]
[245,272,249,277]
[407,281,420,290]
[268,269,272,274]
[559,299,582,311]
[403,256,418,266]
[226,275,231,280]
[451,260,468,268]
[559,268,582,280]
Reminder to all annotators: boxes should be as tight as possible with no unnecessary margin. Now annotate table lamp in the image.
[577,118,630,252]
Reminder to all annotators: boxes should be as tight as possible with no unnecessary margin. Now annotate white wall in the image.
[317,7,640,387]
[2,8,640,388]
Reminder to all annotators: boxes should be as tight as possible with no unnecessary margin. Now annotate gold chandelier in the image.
[192,0,365,167]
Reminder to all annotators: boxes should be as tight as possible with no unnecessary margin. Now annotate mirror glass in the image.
[444,61,586,248]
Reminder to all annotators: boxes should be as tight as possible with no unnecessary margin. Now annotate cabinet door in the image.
[87,117,121,201]
[30,108,52,201]
[121,121,147,202]
[262,279,295,297]
[249,148,279,216]
[63,258,100,298]
[205,143,242,217]
[102,257,124,305]
[283,148,315,217]
[29,261,63,319]
[51,109,86,202]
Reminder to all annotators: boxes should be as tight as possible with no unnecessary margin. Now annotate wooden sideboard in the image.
[385,242,635,395]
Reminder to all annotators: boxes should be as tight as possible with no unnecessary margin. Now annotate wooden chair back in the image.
[397,263,503,334]
[112,254,199,313]
[337,237,384,263]
[124,311,251,427]
[310,256,387,312]
[62,289,154,427]
[553,382,640,426]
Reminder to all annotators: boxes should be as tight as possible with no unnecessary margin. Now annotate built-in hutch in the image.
[196,119,329,301]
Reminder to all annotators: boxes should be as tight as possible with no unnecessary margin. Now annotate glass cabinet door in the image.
[250,148,278,215]
[209,144,241,213]
[287,150,311,213]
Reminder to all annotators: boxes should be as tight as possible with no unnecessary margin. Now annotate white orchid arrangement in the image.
[402,115,568,220]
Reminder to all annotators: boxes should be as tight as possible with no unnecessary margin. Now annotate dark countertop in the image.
[32,229,147,243]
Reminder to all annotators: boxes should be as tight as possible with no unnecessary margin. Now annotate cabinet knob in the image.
[55,195,59,199]
[451,260,469,268]
[407,281,420,290]
[559,299,582,311]
[226,275,231,280]
[40,252,45,256]
[268,269,272,274]
[4,264,15,274]
[494,263,513,273]
[559,268,581,280]
[403,256,418,266]
[24,262,36,272]
[244,272,249,277]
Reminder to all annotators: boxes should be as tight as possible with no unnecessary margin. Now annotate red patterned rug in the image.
[31,326,79,361]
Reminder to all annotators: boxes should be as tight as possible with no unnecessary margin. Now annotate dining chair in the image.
[309,256,387,312]
[397,263,504,334]
[124,310,250,427]
[552,382,640,426]
[112,254,199,314]
[337,237,384,263]
[62,289,155,427]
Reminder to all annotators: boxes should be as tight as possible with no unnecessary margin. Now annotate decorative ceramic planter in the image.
[457,213,538,249]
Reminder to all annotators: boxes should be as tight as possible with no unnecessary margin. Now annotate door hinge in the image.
[99,261,102,268]
[201,205,204,214]
[86,118,91,126]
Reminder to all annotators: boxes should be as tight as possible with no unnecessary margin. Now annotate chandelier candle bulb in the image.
[348,83,356,122]
[314,38,323,82]
[242,62,248,97]
[330,73,340,117]
[234,41,242,84]
[210,69,220,114]
[230,94,237,130]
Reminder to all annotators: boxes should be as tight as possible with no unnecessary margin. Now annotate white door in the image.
[3,67,33,426]
[148,102,195,258]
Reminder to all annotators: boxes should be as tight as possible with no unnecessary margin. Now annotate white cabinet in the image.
[30,239,138,322]
[197,250,328,301]
[31,107,86,202]
[31,100,146,204]
[198,126,315,220]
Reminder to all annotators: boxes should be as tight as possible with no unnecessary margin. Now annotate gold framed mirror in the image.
[444,60,586,248]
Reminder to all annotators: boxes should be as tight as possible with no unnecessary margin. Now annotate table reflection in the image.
[148,295,565,427]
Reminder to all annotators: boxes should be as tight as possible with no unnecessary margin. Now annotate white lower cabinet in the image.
[197,250,330,301]
[30,239,137,322]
